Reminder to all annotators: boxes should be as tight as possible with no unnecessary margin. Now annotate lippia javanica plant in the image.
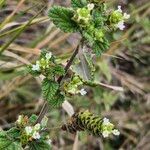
[0,0,130,149]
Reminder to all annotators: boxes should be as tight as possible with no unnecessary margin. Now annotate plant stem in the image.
[35,44,80,123]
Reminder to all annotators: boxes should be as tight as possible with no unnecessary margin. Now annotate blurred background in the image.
[0,0,149,149]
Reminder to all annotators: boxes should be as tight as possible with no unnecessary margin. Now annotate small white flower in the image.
[32,64,40,71]
[79,88,87,96]
[112,129,120,136]
[32,131,41,139]
[103,117,110,125]
[123,13,130,19]
[45,52,52,60]
[102,130,110,138]
[34,123,41,131]
[25,126,33,135]
[87,3,94,10]
[16,115,22,124]
[116,21,125,30]
[117,5,122,13]
[46,139,52,145]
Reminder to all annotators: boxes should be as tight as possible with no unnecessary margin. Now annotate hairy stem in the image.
[36,44,80,123]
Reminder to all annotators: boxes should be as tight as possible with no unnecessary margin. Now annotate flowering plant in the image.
[0,0,130,149]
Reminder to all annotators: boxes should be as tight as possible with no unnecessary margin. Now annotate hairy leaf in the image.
[92,39,109,56]
[53,65,65,76]
[71,0,87,8]
[0,131,22,150]
[49,92,65,108]
[42,78,59,105]
[48,6,78,32]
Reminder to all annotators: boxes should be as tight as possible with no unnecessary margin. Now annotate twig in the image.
[35,44,80,123]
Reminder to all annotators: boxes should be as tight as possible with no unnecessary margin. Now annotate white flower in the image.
[123,13,130,19]
[112,129,120,136]
[32,131,41,139]
[34,123,41,131]
[102,130,110,138]
[25,126,33,135]
[117,5,122,13]
[79,88,87,96]
[46,139,52,145]
[103,117,110,125]
[16,115,22,124]
[45,52,52,60]
[32,64,40,71]
[116,21,125,30]
[87,3,94,10]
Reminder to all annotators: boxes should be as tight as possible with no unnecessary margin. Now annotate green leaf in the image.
[29,114,38,124]
[71,0,87,8]
[0,131,22,150]
[49,6,78,32]
[7,128,20,139]
[42,78,59,105]
[53,65,65,76]
[50,92,65,107]
[28,141,51,150]
[92,39,109,56]
[82,31,110,56]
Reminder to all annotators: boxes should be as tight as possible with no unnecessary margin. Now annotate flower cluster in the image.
[27,50,65,79]
[72,4,94,27]
[64,75,87,96]
[16,115,52,146]
[101,117,120,138]
[31,52,52,72]
[62,110,120,138]
[25,124,41,140]
[109,5,130,30]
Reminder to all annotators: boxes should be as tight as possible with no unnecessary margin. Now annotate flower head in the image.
[79,88,87,96]
[87,3,94,10]
[116,21,125,30]
[103,117,110,125]
[25,126,33,135]
[32,63,40,71]
[46,139,52,145]
[109,5,130,30]
[45,52,52,60]
[32,131,41,139]
[123,13,130,19]
[112,129,120,136]
[34,123,41,131]
[102,130,110,138]
[72,8,91,27]
[117,5,122,13]
[16,115,22,124]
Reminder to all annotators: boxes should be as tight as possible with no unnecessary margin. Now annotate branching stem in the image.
[36,43,80,123]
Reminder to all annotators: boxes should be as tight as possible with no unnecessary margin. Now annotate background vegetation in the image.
[0,0,149,149]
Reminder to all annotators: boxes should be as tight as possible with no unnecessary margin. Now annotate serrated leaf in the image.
[49,6,78,32]
[28,141,51,150]
[92,39,109,56]
[0,131,22,150]
[53,65,65,76]
[42,79,59,104]
[49,92,65,108]
[71,0,87,8]
[7,128,20,139]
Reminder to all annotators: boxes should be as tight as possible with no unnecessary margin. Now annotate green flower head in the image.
[72,7,91,27]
